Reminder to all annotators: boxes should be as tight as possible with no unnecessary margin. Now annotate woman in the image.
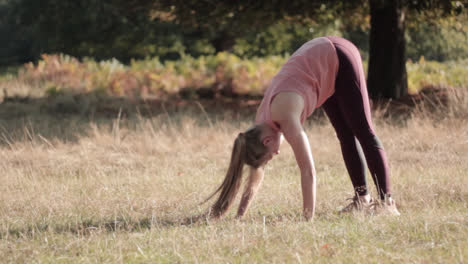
[204,36,400,220]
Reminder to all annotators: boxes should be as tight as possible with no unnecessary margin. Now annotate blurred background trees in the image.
[0,0,466,99]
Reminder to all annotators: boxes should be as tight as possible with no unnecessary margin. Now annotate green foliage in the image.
[0,0,213,64]
[406,13,468,61]
[11,53,287,98]
[3,54,466,100]
[233,19,342,58]
[407,58,468,93]
[0,0,466,66]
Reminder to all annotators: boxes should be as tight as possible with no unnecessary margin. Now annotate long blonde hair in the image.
[203,125,268,218]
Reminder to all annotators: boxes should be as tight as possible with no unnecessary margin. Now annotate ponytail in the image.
[203,133,246,218]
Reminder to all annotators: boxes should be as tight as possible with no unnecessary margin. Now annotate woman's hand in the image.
[303,208,314,221]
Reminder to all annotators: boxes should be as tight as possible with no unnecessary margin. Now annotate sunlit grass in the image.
[0,102,467,263]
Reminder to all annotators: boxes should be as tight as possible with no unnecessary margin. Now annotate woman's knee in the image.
[357,133,384,150]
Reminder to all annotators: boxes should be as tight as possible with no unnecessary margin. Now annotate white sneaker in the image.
[372,196,401,216]
[340,195,374,213]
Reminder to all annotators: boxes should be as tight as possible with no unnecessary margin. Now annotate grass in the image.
[0,56,467,263]
[0,94,467,263]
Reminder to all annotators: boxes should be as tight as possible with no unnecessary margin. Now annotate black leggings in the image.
[324,36,391,200]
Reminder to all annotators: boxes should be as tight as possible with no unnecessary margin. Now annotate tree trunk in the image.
[368,0,408,99]
[211,30,235,53]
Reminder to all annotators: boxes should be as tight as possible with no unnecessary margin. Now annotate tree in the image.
[4,0,190,63]
[4,0,464,98]
[368,0,408,98]
[132,0,464,99]
[367,0,464,98]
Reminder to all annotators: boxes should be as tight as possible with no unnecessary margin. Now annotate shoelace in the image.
[346,196,380,210]
[368,199,380,211]
[343,196,364,211]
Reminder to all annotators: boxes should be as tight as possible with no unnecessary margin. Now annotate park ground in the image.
[0,91,467,263]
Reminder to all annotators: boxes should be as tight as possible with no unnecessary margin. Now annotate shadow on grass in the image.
[1,211,342,239]
[1,214,215,239]
[1,85,452,146]
[0,92,262,145]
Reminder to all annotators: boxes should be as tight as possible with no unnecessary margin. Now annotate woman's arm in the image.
[280,118,316,221]
[236,166,265,218]
[271,92,316,220]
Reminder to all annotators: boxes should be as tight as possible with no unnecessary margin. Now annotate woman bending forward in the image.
[205,36,400,220]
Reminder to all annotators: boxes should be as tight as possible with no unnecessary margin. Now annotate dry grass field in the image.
[0,93,467,263]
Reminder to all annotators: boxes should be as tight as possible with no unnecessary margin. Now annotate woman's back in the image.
[256,37,339,129]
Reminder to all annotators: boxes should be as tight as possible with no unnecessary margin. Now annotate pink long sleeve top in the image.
[256,37,339,131]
